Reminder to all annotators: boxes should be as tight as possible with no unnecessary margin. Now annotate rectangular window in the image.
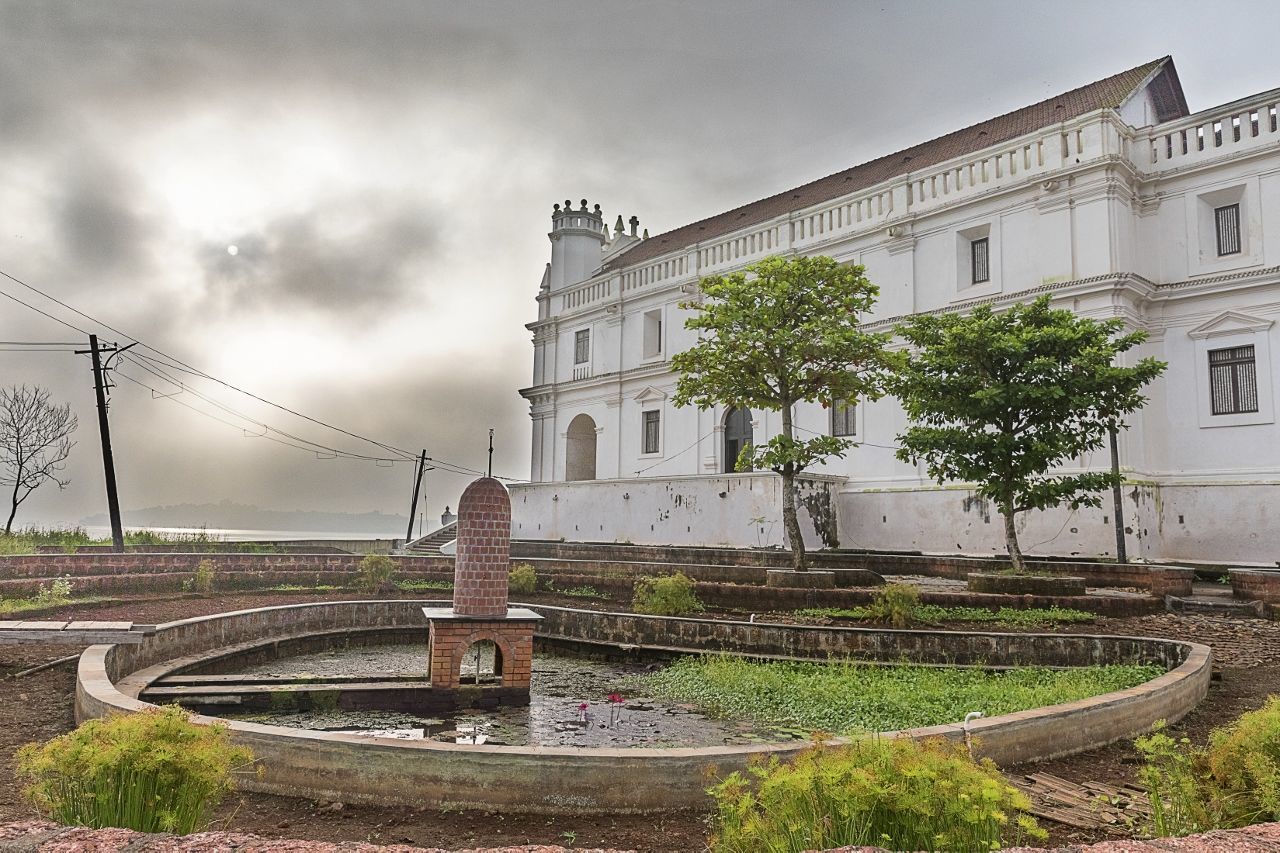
[831,399,856,437]
[971,237,990,284]
[1209,344,1258,415]
[574,329,590,365]
[642,410,660,454]
[642,309,663,358]
[1215,204,1241,256]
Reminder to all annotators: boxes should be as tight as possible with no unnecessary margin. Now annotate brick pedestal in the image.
[424,608,541,690]
[423,477,541,698]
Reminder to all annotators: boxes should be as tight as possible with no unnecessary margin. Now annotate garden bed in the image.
[968,572,1087,596]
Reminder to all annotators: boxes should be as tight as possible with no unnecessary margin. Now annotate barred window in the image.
[1215,204,1241,256]
[642,410,661,454]
[831,398,856,437]
[971,237,990,284]
[1209,345,1258,415]
[574,329,590,364]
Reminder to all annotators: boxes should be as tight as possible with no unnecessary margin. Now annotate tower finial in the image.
[614,215,625,235]
[628,215,639,237]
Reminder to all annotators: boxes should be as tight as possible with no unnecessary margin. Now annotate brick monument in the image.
[422,477,541,700]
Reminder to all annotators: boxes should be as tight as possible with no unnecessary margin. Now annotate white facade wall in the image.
[518,75,1280,565]
[510,473,840,549]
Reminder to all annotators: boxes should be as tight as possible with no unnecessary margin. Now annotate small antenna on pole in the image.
[488,429,494,478]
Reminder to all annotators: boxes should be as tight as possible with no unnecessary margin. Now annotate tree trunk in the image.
[780,468,806,570]
[1002,509,1026,573]
[779,402,807,571]
[5,480,19,534]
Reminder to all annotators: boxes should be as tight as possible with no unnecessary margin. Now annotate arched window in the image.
[565,414,597,481]
[723,407,754,473]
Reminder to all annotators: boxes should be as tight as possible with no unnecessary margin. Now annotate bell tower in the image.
[548,199,607,291]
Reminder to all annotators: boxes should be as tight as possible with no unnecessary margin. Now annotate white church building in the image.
[512,56,1280,566]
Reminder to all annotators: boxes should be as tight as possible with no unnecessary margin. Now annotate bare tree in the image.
[1,385,79,534]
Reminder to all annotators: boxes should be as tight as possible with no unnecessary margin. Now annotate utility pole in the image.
[405,449,427,545]
[1109,423,1127,564]
[76,335,135,553]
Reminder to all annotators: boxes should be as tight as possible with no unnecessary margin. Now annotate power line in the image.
[120,355,402,462]
[0,287,93,336]
[0,265,416,460]
[114,369,409,463]
[0,341,85,346]
[0,265,525,480]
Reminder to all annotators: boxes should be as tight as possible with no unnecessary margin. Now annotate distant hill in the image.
[82,499,408,535]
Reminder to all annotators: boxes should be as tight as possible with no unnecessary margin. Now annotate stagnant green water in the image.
[211,644,1162,748]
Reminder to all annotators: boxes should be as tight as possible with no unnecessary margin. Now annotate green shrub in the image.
[508,563,538,595]
[1204,696,1280,826]
[15,706,253,834]
[866,582,921,627]
[1135,725,1211,837]
[633,572,704,616]
[355,554,396,593]
[182,560,216,595]
[1135,699,1280,837]
[707,737,1045,852]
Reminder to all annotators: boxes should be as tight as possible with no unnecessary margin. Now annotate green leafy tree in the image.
[890,296,1166,572]
[672,255,895,570]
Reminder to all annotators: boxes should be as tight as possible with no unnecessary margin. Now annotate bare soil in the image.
[3,591,1279,851]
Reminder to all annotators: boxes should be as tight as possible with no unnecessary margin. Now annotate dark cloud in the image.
[198,198,441,315]
[54,158,154,278]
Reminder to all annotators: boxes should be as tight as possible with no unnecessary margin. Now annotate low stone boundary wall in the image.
[512,541,1177,590]
[76,600,1210,813]
[1231,569,1280,609]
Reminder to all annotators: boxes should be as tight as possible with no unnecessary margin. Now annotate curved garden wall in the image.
[76,600,1210,814]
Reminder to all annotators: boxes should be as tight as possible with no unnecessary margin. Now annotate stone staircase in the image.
[403,522,458,555]
[1166,581,1266,619]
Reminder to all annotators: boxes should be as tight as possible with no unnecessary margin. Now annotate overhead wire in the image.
[1,265,525,480]
[0,287,93,336]
[114,369,408,463]
[0,265,416,461]
[116,359,410,463]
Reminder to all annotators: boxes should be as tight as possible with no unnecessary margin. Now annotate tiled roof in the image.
[604,57,1181,272]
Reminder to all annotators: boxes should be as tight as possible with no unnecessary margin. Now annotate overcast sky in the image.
[2,0,1278,533]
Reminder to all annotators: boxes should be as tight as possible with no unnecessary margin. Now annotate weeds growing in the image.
[634,654,1161,734]
[796,604,1095,627]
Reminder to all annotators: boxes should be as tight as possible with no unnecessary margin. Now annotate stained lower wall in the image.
[508,473,841,549]
[838,481,1280,566]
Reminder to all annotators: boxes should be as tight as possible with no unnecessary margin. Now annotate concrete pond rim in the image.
[74,599,1212,813]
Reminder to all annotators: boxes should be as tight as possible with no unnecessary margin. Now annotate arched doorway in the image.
[565,414,597,481]
[723,407,754,473]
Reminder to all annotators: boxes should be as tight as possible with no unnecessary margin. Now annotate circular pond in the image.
[77,600,1211,813]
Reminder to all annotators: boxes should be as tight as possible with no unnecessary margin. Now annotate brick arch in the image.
[450,630,514,684]
[428,619,534,690]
